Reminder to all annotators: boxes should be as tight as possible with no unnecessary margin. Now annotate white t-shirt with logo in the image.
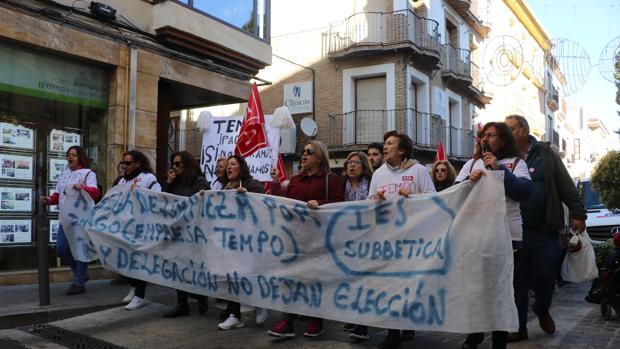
[55,168,98,211]
[456,157,531,241]
[118,172,161,192]
[369,162,436,200]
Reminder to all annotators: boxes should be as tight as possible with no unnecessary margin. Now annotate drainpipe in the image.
[272,54,316,121]
[127,46,138,150]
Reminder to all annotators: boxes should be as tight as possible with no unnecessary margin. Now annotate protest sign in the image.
[200,115,279,182]
[60,172,517,333]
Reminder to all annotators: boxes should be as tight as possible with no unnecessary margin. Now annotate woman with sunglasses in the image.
[116,150,161,310]
[431,160,456,192]
[40,146,100,296]
[267,140,344,339]
[455,122,532,349]
[161,151,211,318]
[217,154,265,330]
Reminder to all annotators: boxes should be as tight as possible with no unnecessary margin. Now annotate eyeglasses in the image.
[346,160,363,166]
[120,161,134,166]
[482,132,499,138]
[172,161,183,167]
[301,148,316,156]
[435,168,447,173]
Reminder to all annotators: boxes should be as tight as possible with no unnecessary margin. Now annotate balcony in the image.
[468,61,493,107]
[441,44,473,88]
[327,109,444,151]
[447,127,475,159]
[324,10,441,68]
[547,86,559,112]
[448,0,491,39]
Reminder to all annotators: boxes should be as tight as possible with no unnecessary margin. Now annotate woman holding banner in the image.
[455,122,532,349]
[217,154,265,330]
[41,146,100,296]
[267,140,344,339]
[368,130,435,349]
[116,150,161,310]
[161,151,210,318]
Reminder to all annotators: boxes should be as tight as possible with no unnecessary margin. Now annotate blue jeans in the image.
[57,224,89,286]
[514,228,561,333]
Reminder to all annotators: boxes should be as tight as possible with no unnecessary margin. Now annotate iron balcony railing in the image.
[447,126,475,158]
[325,10,440,55]
[441,43,472,78]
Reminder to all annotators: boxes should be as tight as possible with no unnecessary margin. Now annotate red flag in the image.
[235,83,268,157]
[435,141,447,162]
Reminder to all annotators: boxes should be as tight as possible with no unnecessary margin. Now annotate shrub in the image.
[591,151,620,209]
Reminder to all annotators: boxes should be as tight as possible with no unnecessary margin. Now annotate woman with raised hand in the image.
[161,151,211,318]
[41,146,100,296]
[431,160,457,192]
[368,130,436,349]
[267,140,344,339]
[117,150,161,311]
[217,154,265,330]
[455,122,532,349]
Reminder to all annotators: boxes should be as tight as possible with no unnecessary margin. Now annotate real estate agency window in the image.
[0,41,108,271]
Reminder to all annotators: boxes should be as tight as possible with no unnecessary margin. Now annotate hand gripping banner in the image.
[60,172,517,333]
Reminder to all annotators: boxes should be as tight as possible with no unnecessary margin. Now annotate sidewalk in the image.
[0,280,618,348]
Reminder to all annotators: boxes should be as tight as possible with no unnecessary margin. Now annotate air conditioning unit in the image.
[279,127,297,154]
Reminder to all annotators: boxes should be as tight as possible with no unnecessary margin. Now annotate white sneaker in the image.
[125,296,148,310]
[218,314,245,330]
[122,287,135,303]
[255,307,268,324]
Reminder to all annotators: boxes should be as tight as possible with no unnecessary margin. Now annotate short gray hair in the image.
[505,114,530,132]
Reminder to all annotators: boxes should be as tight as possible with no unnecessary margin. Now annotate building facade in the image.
[0,0,271,271]
[254,0,492,171]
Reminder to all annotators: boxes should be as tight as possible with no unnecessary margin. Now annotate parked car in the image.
[578,178,620,241]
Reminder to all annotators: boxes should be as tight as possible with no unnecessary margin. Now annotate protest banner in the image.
[199,115,279,182]
[60,172,518,333]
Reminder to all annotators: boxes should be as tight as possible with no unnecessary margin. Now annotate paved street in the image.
[0,280,618,348]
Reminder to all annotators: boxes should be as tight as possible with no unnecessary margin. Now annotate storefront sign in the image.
[49,158,68,182]
[49,129,81,153]
[200,115,280,182]
[0,122,34,150]
[284,81,312,114]
[61,174,519,333]
[0,42,108,109]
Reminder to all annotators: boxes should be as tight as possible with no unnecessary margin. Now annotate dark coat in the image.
[163,175,210,197]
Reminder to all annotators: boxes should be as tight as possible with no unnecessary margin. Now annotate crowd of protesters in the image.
[40,113,586,349]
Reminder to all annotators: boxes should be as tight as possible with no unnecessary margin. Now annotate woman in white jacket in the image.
[117,150,161,310]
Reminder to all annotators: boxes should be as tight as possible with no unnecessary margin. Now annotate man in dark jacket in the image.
[505,115,586,342]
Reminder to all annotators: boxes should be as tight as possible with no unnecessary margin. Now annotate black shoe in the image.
[402,330,415,341]
[506,331,528,343]
[198,298,208,315]
[349,325,370,340]
[65,284,85,295]
[462,333,484,349]
[380,329,401,349]
[163,304,190,318]
[343,323,356,332]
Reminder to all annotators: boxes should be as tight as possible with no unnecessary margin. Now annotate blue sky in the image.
[528,0,620,134]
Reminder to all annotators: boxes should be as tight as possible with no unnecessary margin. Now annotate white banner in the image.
[200,115,280,182]
[60,173,517,333]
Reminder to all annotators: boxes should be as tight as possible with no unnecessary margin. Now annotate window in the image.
[354,76,387,144]
[175,0,268,40]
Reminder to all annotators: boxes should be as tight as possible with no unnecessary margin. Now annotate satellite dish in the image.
[300,117,317,137]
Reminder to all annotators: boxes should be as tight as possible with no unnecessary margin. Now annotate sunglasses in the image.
[120,160,134,166]
[301,148,316,156]
[172,161,183,167]
[435,168,447,173]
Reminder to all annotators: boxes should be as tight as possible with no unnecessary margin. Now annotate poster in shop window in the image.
[0,219,31,244]
[0,187,32,212]
[49,219,59,243]
[48,187,59,213]
[49,129,80,153]
[0,153,33,180]
[0,122,34,150]
[49,158,68,182]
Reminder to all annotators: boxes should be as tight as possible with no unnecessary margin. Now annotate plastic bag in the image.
[561,229,598,283]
